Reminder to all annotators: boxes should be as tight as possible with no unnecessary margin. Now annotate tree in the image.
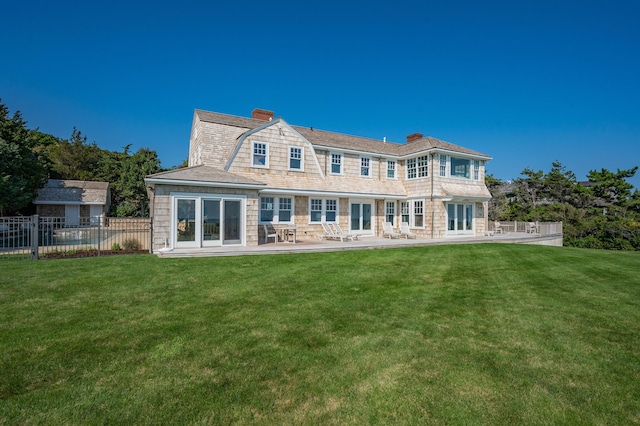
[47,128,104,180]
[586,167,638,209]
[0,101,48,215]
[112,148,162,216]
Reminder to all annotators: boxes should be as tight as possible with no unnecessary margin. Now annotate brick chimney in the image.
[251,108,274,121]
[406,132,424,143]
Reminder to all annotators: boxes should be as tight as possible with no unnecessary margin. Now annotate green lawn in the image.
[1,244,639,424]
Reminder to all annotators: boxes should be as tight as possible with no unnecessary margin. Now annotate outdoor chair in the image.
[330,222,358,241]
[320,222,340,241]
[399,222,417,239]
[494,221,504,234]
[263,224,278,244]
[526,222,539,233]
[382,222,401,239]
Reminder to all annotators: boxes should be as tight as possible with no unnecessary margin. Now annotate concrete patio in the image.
[156,231,563,258]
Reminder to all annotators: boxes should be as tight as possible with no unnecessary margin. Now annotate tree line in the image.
[0,100,165,217]
[487,161,640,250]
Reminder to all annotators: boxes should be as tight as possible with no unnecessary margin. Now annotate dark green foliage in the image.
[489,161,640,250]
[0,101,48,215]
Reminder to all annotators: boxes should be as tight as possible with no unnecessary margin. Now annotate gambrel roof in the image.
[195,109,491,159]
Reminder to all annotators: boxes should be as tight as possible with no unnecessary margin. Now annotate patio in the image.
[156,229,563,258]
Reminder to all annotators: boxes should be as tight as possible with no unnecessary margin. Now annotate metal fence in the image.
[1,215,151,261]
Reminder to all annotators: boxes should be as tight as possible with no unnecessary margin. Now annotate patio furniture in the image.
[494,221,504,234]
[399,222,417,239]
[330,223,358,241]
[526,222,539,234]
[263,224,278,244]
[320,222,340,241]
[382,222,401,239]
[273,224,297,243]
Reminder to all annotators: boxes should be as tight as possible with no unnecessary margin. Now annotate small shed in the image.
[34,180,111,225]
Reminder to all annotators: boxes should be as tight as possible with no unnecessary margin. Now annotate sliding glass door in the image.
[174,195,244,248]
[446,203,474,235]
[350,200,373,235]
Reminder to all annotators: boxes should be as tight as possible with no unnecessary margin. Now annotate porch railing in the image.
[1,215,151,261]
[489,221,563,235]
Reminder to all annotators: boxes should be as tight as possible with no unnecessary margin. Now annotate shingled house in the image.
[144,108,492,252]
[34,180,111,226]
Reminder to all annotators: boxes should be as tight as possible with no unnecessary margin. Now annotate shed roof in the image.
[34,180,110,205]
[145,165,265,186]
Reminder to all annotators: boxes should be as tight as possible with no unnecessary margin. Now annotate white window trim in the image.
[449,156,472,180]
[410,199,425,229]
[251,141,269,169]
[259,196,295,224]
[330,152,343,175]
[406,155,429,179]
[308,198,339,223]
[386,159,396,179]
[288,146,304,171]
[473,160,480,180]
[385,201,396,225]
[360,156,372,178]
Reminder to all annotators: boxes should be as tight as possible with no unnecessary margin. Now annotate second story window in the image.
[407,155,429,179]
[451,157,471,179]
[289,146,303,170]
[360,157,371,177]
[331,153,342,174]
[439,155,447,177]
[473,160,480,180]
[252,141,268,168]
[387,160,396,179]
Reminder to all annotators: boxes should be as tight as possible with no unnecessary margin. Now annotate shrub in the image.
[111,243,122,251]
[122,239,141,251]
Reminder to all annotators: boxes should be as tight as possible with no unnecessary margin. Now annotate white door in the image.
[350,201,373,235]
[90,205,102,225]
[65,205,80,227]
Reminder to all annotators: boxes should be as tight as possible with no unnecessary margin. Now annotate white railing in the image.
[489,221,563,236]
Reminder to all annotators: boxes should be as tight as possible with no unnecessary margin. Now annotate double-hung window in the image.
[401,202,410,224]
[407,155,429,179]
[473,160,480,180]
[331,153,342,174]
[260,196,293,223]
[252,141,268,168]
[439,155,447,177]
[310,199,338,223]
[385,201,395,225]
[413,200,424,228]
[360,157,371,177]
[387,160,396,179]
[289,146,303,170]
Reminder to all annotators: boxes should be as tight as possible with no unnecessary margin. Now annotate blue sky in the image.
[2,0,639,189]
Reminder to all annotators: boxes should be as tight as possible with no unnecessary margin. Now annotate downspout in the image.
[431,152,435,239]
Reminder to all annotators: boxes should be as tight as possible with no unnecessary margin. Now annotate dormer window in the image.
[289,146,303,171]
[330,153,342,175]
[252,141,269,168]
[360,157,371,177]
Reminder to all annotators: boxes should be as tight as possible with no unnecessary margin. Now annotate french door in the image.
[447,203,474,235]
[350,200,373,235]
[174,195,244,248]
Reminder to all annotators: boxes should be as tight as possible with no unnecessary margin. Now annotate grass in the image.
[1,244,639,424]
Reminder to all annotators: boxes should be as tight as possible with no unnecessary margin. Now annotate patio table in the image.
[273,224,297,243]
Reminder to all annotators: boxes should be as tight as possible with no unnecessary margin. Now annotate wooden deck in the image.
[156,232,563,258]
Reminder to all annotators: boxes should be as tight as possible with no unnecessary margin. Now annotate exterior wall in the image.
[189,117,249,169]
[150,184,260,250]
[37,205,65,217]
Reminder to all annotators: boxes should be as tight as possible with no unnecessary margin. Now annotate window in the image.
[252,141,268,168]
[439,155,447,177]
[407,155,429,179]
[331,153,342,174]
[385,201,395,225]
[401,202,410,224]
[413,200,424,228]
[360,157,371,177]
[450,157,471,179]
[326,199,337,222]
[289,146,303,170]
[310,199,338,222]
[473,160,480,180]
[260,196,293,223]
[260,197,274,222]
[387,160,396,179]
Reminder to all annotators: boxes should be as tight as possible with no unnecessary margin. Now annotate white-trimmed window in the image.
[310,198,338,223]
[330,153,342,174]
[252,141,269,168]
[289,146,303,170]
[407,155,429,179]
[412,200,424,228]
[360,157,371,177]
[439,154,447,177]
[401,202,410,224]
[387,160,396,179]
[450,157,471,179]
[385,201,395,225]
[473,160,480,180]
[260,196,294,223]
